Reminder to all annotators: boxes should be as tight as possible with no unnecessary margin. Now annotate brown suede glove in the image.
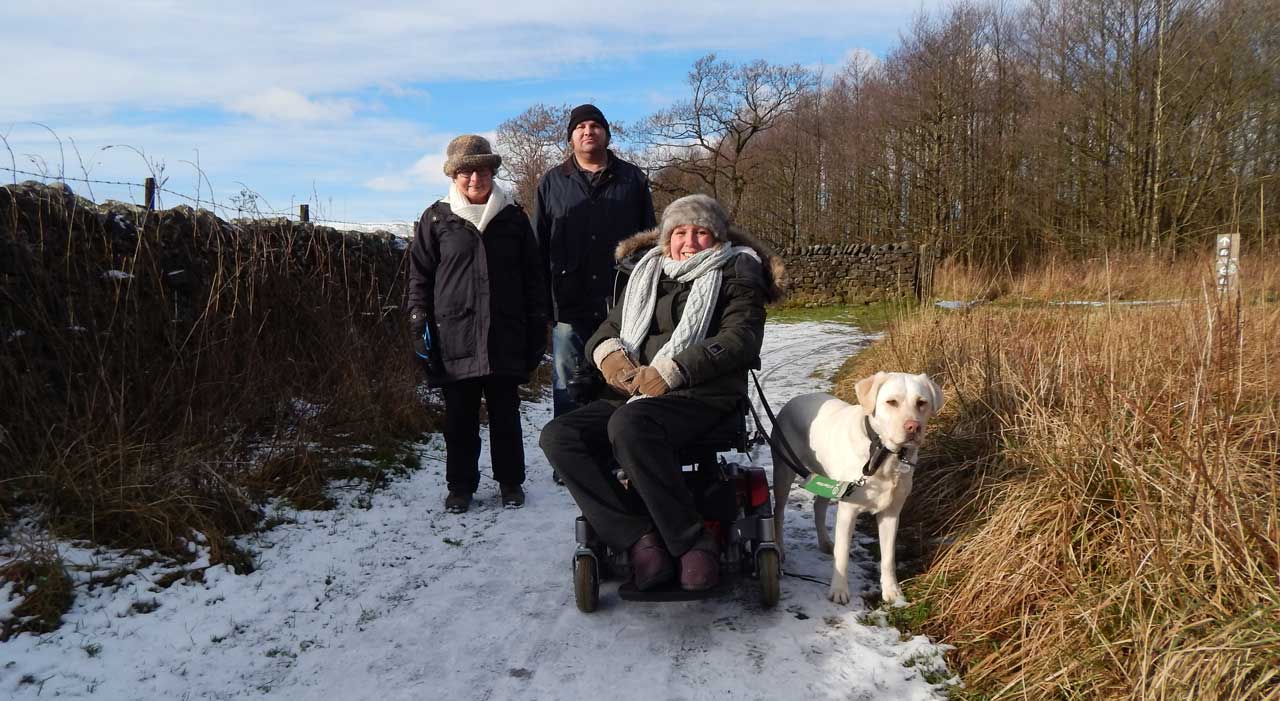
[632,366,670,397]
[599,349,640,396]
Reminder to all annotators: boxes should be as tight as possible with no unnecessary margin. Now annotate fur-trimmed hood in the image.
[614,226,787,303]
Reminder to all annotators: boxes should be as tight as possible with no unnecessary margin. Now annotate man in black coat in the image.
[532,104,656,421]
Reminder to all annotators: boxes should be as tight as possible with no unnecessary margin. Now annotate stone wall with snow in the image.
[779,242,927,305]
[0,180,414,458]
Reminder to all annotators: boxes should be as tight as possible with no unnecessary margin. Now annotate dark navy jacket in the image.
[532,152,656,324]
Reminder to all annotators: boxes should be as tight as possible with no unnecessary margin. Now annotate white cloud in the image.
[408,153,448,184]
[1,116,450,220]
[805,47,884,82]
[1,1,943,120]
[0,1,948,221]
[364,175,414,193]
[375,82,428,99]
[840,47,883,72]
[227,89,359,123]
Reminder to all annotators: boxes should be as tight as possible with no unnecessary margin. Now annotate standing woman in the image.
[408,135,549,513]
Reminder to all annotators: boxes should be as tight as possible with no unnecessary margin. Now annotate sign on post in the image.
[1215,233,1239,301]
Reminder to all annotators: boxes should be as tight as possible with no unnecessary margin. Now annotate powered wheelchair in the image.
[566,367,781,613]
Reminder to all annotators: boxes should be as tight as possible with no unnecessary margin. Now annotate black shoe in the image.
[499,484,525,508]
[552,471,565,486]
[444,491,472,513]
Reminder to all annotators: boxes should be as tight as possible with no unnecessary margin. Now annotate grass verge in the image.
[0,544,73,641]
[834,291,1279,699]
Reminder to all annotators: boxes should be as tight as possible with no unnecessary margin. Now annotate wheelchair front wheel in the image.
[574,554,599,613]
[756,548,780,608]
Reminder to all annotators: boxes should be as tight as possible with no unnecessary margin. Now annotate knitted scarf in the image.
[446,182,509,233]
[618,243,757,363]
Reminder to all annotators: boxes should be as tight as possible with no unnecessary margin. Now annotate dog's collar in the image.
[862,415,912,476]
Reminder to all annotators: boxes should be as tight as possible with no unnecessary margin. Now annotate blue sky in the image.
[2,1,943,223]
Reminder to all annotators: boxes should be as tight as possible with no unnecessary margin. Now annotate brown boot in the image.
[444,491,472,514]
[679,531,720,592]
[629,532,675,591]
[499,483,525,508]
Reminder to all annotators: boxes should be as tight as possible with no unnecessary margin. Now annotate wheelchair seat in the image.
[675,402,749,467]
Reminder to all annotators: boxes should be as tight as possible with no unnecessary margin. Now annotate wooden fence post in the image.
[299,204,310,223]
[144,177,156,211]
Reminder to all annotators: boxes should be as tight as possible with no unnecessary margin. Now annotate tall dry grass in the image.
[838,264,1280,699]
[934,250,1280,305]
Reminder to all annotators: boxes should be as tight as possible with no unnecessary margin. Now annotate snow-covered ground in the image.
[1,319,956,700]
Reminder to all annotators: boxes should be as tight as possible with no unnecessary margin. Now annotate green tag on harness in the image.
[801,474,850,500]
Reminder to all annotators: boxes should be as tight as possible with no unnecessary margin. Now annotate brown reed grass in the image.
[934,250,1280,306]
[837,264,1280,699]
[0,542,73,641]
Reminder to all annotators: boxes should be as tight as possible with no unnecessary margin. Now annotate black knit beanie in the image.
[567,104,610,141]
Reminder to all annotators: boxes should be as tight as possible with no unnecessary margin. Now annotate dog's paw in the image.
[827,585,851,605]
[881,584,905,605]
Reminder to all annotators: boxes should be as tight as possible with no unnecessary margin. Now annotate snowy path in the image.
[2,320,953,700]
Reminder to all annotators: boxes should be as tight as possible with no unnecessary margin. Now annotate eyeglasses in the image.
[456,168,493,179]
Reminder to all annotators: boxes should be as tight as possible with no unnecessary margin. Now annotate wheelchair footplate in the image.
[617,578,731,602]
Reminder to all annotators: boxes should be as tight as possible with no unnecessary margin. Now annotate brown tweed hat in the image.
[442,135,502,177]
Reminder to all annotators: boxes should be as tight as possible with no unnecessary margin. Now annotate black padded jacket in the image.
[407,200,549,385]
[584,229,784,415]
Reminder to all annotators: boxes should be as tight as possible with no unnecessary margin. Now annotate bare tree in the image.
[495,103,570,206]
[637,54,817,215]
[612,0,1278,261]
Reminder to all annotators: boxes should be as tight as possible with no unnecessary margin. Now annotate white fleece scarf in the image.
[446,182,509,232]
[618,242,757,363]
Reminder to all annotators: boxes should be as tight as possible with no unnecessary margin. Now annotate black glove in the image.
[409,307,444,376]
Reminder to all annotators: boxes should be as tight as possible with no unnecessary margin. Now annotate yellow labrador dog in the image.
[771,372,943,605]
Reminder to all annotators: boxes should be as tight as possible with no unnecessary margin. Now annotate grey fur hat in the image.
[442,134,502,177]
[659,194,730,250]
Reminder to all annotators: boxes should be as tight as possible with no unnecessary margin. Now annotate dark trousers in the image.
[441,375,525,494]
[539,396,725,557]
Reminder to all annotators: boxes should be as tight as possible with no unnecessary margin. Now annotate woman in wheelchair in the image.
[539,194,784,592]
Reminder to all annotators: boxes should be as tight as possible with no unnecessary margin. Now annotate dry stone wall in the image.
[779,242,924,305]
[0,181,413,459]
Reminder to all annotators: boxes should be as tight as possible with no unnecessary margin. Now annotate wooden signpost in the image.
[1214,233,1240,308]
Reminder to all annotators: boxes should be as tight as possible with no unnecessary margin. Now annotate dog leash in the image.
[748,371,906,500]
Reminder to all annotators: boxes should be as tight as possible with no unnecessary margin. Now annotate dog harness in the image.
[749,372,911,500]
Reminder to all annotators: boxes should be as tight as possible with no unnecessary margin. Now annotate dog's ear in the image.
[854,372,886,415]
[917,373,944,416]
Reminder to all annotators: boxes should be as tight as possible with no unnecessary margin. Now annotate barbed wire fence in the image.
[0,165,386,230]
